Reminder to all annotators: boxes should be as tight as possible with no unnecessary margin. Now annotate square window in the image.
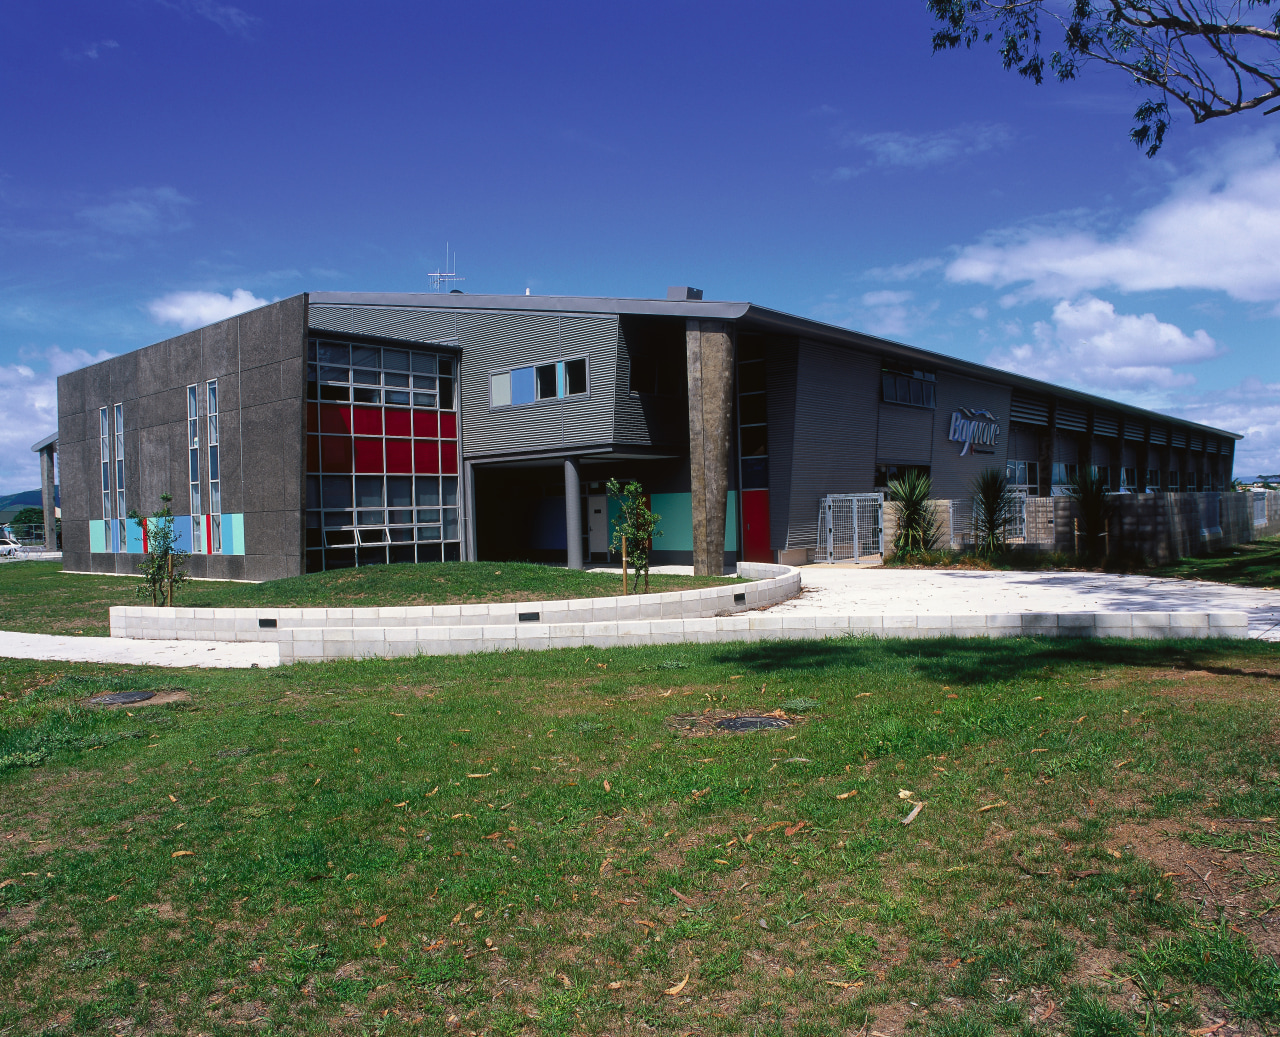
[324,511,353,529]
[412,353,437,375]
[439,358,453,376]
[741,456,768,489]
[386,476,412,508]
[440,411,457,439]
[417,525,441,541]
[320,405,352,433]
[412,374,436,390]
[319,384,350,402]
[354,438,384,473]
[438,377,454,409]
[306,403,318,433]
[565,357,587,395]
[320,436,352,472]
[357,510,386,527]
[490,371,511,407]
[739,393,766,425]
[416,508,440,524]
[307,435,320,472]
[307,476,321,509]
[352,345,380,367]
[384,390,411,407]
[389,509,414,524]
[389,527,415,543]
[413,393,438,409]
[384,371,411,388]
[319,365,349,384]
[413,410,439,437]
[355,477,384,507]
[385,438,412,473]
[415,477,440,507]
[353,386,381,404]
[740,425,768,457]
[318,342,348,364]
[383,349,409,372]
[440,443,458,474]
[384,409,412,437]
[442,475,459,507]
[325,528,355,546]
[444,542,461,562]
[418,542,444,563]
[414,440,439,474]
[511,366,536,405]
[352,407,381,436]
[323,476,353,508]
[353,368,380,385]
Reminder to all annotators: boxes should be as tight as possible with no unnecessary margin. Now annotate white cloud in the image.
[78,186,192,236]
[1170,379,1280,478]
[861,290,912,307]
[156,0,259,36]
[948,134,1280,303]
[148,288,268,330]
[813,290,937,339]
[986,296,1219,392]
[849,124,1012,169]
[864,257,944,282]
[63,39,119,60]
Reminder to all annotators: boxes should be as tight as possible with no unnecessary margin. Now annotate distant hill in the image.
[0,487,59,522]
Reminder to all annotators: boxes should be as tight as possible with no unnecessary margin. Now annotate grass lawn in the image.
[5,636,1280,1035]
[0,562,740,638]
[1147,536,1280,590]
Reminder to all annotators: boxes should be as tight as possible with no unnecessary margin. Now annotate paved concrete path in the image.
[765,566,1280,641]
[0,631,280,668]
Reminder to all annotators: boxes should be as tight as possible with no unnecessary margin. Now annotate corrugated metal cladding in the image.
[1150,425,1169,445]
[308,304,460,344]
[1009,394,1050,425]
[930,372,1011,500]
[457,311,619,458]
[1008,424,1040,460]
[312,305,622,459]
[876,404,934,463]
[1057,405,1088,432]
[764,339,798,550]
[1172,429,1187,448]
[1094,413,1120,437]
[784,340,880,550]
[1053,433,1079,463]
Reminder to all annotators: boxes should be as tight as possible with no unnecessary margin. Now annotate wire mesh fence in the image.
[817,494,883,563]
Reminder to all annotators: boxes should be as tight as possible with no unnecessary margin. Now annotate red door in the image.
[741,489,772,562]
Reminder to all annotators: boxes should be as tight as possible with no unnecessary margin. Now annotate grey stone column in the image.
[564,456,583,569]
[686,320,735,576]
[39,444,57,551]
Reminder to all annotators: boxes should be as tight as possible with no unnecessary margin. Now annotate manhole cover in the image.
[715,716,793,732]
[88,690,155,706]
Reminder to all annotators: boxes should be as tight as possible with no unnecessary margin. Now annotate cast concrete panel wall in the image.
[57,295,308,582]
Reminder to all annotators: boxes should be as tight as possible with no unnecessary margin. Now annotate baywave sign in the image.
[948,408,1001,456]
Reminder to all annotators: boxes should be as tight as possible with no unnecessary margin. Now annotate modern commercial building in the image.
[54,289,1241,581]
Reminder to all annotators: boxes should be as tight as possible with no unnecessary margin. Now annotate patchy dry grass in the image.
[4,637,1280,1035]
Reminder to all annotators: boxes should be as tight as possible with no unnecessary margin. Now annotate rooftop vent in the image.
[667,286,703,301]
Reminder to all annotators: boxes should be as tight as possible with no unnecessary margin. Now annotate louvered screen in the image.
[1189,434,1203,452]
[1172,430,1187,448]
[1124,422,1146,441]
[1056,405,1087,432]
[1009,394,1049,425]
[1094,413,1119,437]
[1149,425,1168,445]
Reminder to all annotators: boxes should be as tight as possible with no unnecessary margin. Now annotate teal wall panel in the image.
[88,520,106,554]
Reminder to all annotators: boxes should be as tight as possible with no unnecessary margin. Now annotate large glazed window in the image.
[114,403,125,552]
[207,382,221,553]
[881,363,936,409]
[737,338,769,490]
[99,407,114,551]
[188,384,203,553]
[306,337,461,571]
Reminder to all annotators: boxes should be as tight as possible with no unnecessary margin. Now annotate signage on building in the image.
[948,408,1000,456]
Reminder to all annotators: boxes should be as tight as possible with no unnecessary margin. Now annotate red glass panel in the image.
[412,409,438,437]
[320,404,351,434]
[385,438,412,473]
[384,408,412,438]
[306,403,318,434]
[354,438,384,473]
[414,440,439,474]
[439,411,457,439]
[307,435,320,472]
[353,406,382,436]
[440,441,458,474]
[320,435,352,472]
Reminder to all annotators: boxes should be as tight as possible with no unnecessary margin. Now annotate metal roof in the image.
[308,291,1241,441]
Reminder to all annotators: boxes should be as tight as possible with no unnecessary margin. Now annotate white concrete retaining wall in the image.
[109,562,802,642]
[271,610,1248,663]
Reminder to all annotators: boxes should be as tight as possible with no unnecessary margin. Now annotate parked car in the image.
[0,537,23,557]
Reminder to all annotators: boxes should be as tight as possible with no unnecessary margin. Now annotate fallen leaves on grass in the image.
[835,789,858,800]
[371,914,387,928]
[467,773,492,779]
[901,802,923,825]
[171,850,194,858]
[664,974,689,996]
[978,801,1007,812]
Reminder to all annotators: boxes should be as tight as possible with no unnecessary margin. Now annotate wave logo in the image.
[948,408,1001,456]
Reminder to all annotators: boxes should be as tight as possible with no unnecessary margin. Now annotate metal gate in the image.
[817,494,883,563]
[950,493,1027,547]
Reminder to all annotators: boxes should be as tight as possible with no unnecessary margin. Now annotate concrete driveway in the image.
[764,565,1280,641]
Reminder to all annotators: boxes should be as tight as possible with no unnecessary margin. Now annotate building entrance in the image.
[587,495,608,559]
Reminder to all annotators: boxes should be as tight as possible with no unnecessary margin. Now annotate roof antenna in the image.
[429,242,465,293]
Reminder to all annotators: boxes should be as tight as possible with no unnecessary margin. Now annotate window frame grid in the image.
[488,355,590,411]
[207,381,221,554]
[114,403,125,551]
[99,407,111,528]
[187,384,204,553]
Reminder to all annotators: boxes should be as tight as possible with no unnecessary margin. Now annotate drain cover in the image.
[715,716,793,732]
[88,690,155,706]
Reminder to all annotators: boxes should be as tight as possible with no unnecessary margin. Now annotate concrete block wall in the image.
[270,609,1248,663]
[110,562,803,642]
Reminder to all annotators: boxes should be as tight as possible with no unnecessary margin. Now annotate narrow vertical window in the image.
[207,381,221,553]
[188,384,203,553]
[99,408,112,550]
[114,403,125,551]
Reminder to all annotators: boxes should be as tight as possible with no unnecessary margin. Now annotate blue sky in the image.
[3,0,1279,491]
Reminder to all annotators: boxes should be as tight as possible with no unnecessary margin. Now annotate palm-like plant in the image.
[1069,469,1117,560]
[889,469,941,558]
[972,468,1018,556]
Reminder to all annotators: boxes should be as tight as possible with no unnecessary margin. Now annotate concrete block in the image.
[323,641,355,659]
[684,618,719,642]
[782,615,818,631]
[881,615,918,630]
[353,641,385,659]
[591,603,619,624]
[434,604,462,620]
[617,601,642,621]
[325,608,353,623]
[481,638,519,652]
[300,607,328,622]
[540,609,572,626]
[448,625,484,641]
[660,599,684,619]
[351,615,382,628]
[916,615,953,631]
[748,615,785,631]
[293,628,324,642]
[1131,612,1172,630]
[380,607,409,621]
[949,626,990,639]
[549,623,586,639]
[460,603,490,619]
[484,625,518,641]
[323,628,356,641]
[616,620,652,638]
[1020,613,1059,632]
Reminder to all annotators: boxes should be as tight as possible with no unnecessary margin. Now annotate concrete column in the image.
[1038,403,1056,498]
[686,319,734,576]
[462,460,478,561]
[564,456,582,570]
[39,444,56,551]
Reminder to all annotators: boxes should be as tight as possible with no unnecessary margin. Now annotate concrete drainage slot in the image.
[88,690,155,706]
[716,716,792,732]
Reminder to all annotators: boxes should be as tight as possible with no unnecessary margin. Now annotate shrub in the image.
[1069,469,1117,562]
[888,469,941,558]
